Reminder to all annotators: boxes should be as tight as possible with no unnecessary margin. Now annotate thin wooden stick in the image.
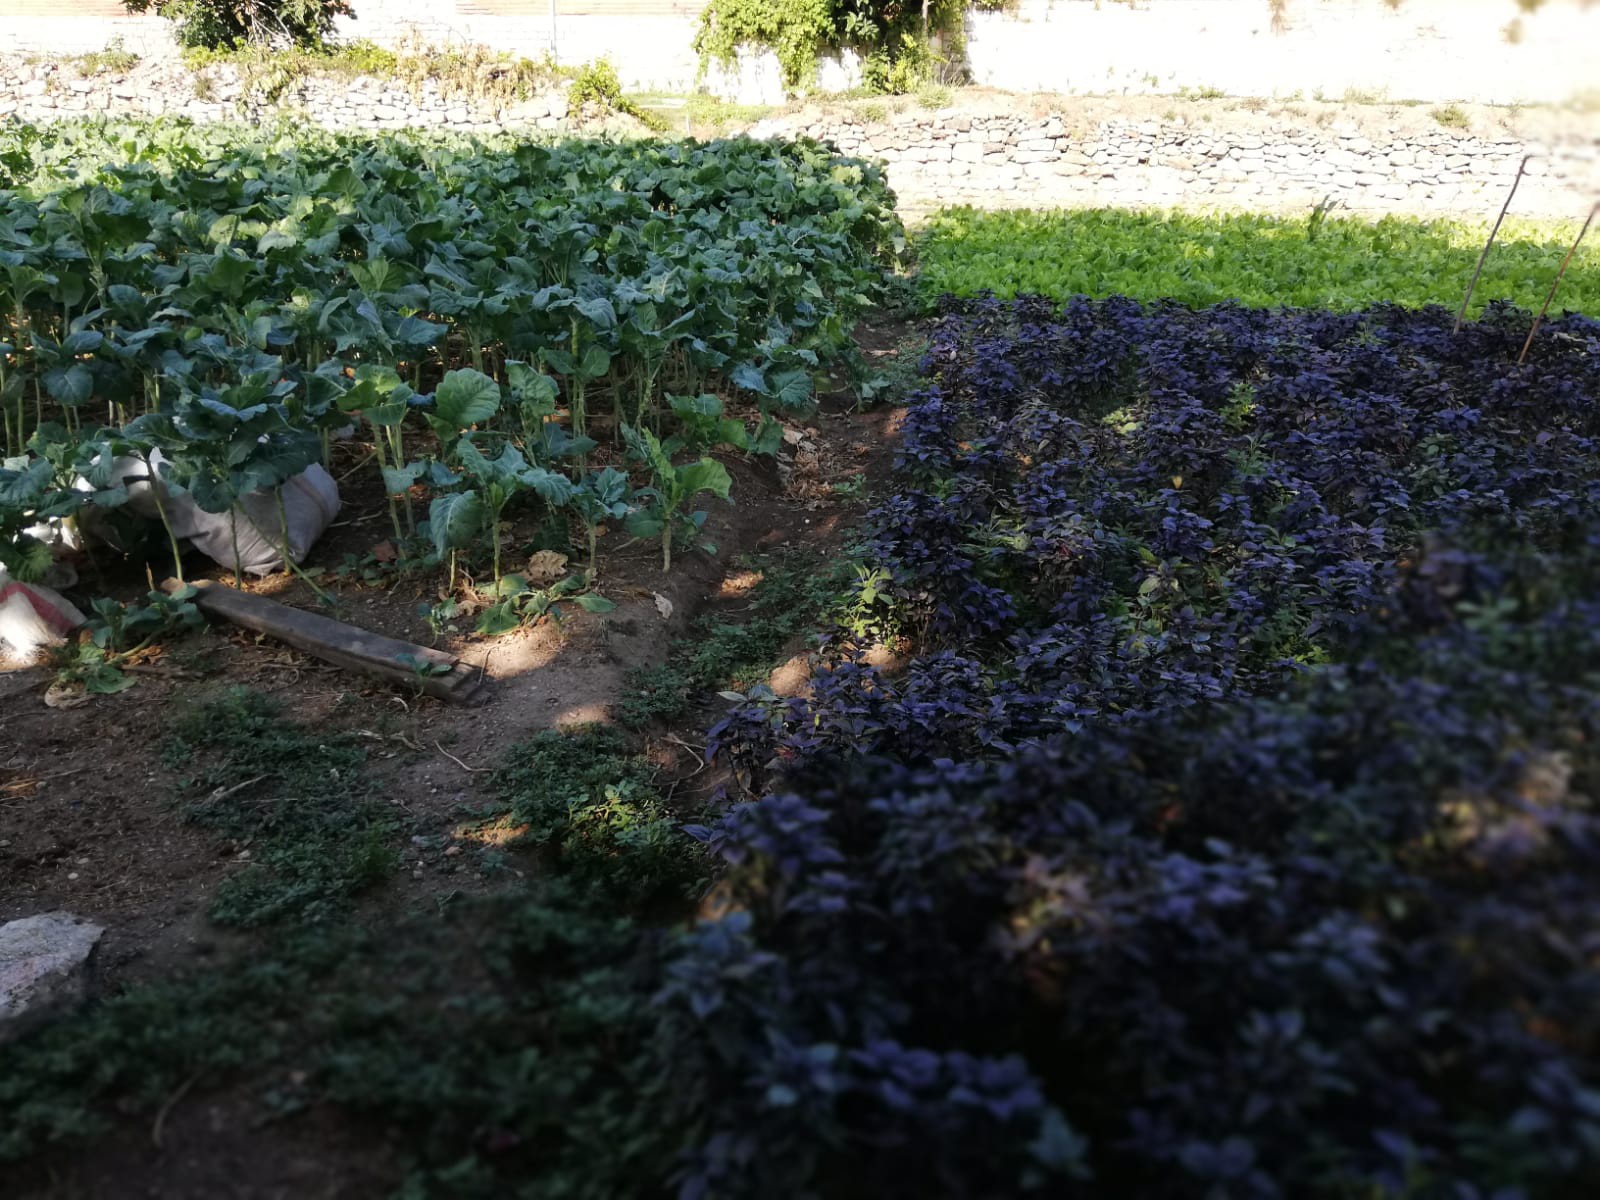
[1455,155,1532,334]
[665,732,708,776]
[151,1070,202,1150]
[188,776,269,814]
[435,740,489,773]
[1518,201,1599,365]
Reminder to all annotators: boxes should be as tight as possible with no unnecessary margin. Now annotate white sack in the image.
[97,454,341,577]
[0,568,86,662]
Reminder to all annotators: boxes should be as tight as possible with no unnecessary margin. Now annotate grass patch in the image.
[628,92,778,136]
[0,885,674,1192]
[72,39,139,78]
[163,689,401,927]
[620,553,856,728]
[182,38,562,108]
[2,719,698,1186]
[915,207,1600,315]
[491,724,703,904]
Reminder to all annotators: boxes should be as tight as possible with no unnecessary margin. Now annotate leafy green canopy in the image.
[122,0,355,49]
[0,120,900,587]
[696,0,1009,95]
[915,206,1600,315]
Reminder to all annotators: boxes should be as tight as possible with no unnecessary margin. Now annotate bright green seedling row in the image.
[916,207,1600,315]
[0,118,901,631]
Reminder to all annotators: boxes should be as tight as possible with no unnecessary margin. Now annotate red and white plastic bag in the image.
[0,568,86,663]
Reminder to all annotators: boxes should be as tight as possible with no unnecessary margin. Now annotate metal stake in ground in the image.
[1518,200,1599,366]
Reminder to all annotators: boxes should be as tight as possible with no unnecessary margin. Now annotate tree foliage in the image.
[695,0,1007,94]
[121,0,354,49]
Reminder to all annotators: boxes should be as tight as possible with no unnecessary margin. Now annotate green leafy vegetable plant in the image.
[622,424,733,572]
[49,584,203,696]
[572,466,633,578]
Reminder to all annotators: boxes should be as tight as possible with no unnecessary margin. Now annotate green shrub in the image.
[122,0,353,49]
[566,57,625,107]
[696,0,836,92]
[695,0,978,95]
[566,58,670,130]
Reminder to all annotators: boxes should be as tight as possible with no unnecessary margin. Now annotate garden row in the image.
[0,118,899,624]
[916,206,1600,315]
[8,290,1598,1195]
[682,295,1600,1194]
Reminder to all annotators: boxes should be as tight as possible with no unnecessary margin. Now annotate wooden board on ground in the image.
[163,579,482,704]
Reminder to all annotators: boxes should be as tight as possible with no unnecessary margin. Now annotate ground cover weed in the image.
[916,207,1600,314]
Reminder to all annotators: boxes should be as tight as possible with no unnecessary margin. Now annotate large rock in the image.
[0,912,104,1043]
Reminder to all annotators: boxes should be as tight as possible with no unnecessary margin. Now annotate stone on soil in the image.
[0,912,105,1043]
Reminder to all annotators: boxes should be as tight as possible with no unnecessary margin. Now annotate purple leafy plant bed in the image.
[668,296,1600,1197]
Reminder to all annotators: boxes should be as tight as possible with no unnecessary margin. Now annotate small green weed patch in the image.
[0,886,674,1193]
[1,720,701,1190]
[163,689,402,927]
[620,554,856,728]
[490,724,701,904]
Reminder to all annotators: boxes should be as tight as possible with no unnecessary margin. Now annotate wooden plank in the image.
[163,579,483,703]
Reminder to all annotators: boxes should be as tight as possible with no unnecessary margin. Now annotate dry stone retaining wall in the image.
[965,0,1598,108]
[0,57,570,132]
[752,102,1599,220]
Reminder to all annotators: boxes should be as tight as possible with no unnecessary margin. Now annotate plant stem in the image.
[370,431,406,544]
[388,425,415,536]
[110,629,164,665]
[569,319,586,438]
[490,503,504,586]
[275,486,334,606]
[229,509,243,588]
[144,457,185,583]
[10,367,22,455]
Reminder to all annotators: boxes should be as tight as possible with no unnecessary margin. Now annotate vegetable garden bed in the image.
[0,119,898,685]
[3,113,1599,1200]
[917,206,1600,314]
[692,294,1600,1196]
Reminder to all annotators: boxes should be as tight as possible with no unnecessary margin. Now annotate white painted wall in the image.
[341,0,707,91]
[1,0,1595,102]
[966,0,1600,106]
[0,13,173,58]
